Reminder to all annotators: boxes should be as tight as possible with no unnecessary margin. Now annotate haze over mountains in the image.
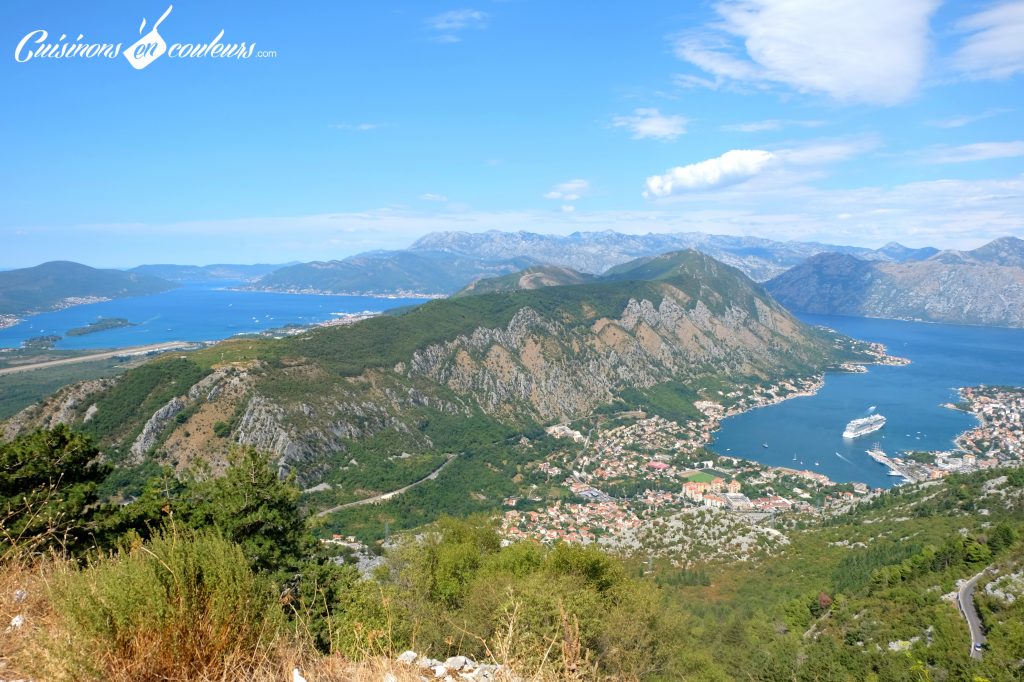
[0,261,175,316]
[129,263,287,283]
[244,230,939,297]
[766,236,1024,328]
[251,250,538,296]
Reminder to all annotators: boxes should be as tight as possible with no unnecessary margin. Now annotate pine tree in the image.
[191,446,307,577]
[0,425,111,554]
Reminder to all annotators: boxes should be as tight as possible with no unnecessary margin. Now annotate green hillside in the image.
[0,261,176,315]
[4,250,866,530]
[453,265,594,296]
[252,249,538,295]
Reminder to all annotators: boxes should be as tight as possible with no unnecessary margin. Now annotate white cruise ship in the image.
[843,414,886,439]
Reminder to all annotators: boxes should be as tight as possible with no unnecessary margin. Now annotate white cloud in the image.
[561,204,576,213]
[924,141,1024,163]
[419,193,449,202]
[675,0,939,105]
[927,108,1010,129]
[952,1,1024,80]
[544,179,590,201]
[644,150,777,197]
[426,9,487,42]
[643,137,879,199]
[330,122,382,131]
[612,108,688,140]
[721,119,824,133]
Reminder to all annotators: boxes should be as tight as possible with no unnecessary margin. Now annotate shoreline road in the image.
[0,342,193,376]
[316,453,458,517]
[957,569,989,660]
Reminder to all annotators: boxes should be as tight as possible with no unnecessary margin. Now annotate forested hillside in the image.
[1,427,1022,681]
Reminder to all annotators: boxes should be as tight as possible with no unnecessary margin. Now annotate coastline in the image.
[702,343,913,488]
[804,310,1024,332]
[0,296,113,333]
[235,286,446,300]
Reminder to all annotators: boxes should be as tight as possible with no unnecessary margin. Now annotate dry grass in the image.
[0,550,584,682]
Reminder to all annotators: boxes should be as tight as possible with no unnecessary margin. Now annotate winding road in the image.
[315,453,458,517]
[957,569,988,660]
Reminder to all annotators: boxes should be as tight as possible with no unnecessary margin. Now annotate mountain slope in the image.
[766,238,1024,327]
[6,251,862,499]
[875,241,940,262]
[453,265,593,296]
[929,236,1024,268]
[251,250,538,295]
[130,263,286,283]
[0,261,176,316]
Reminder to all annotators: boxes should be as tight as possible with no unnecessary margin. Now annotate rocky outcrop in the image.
[394,650,514,681]
[233,394,301,466]
[129,397,186,462]
[409,281,820,423]
[2,377,117,441]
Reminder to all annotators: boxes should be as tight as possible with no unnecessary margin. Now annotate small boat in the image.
[762,442,769,448]
[815,461,820,466]
[793,454,797,461]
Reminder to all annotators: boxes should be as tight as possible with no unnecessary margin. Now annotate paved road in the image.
[316,453,457,517]
[0,342,192,376]
[957,569,988,660]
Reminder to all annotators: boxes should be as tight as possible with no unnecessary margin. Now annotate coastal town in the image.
[865,386,1024,483]
[499,378,1024,563]
[500,373,873,563]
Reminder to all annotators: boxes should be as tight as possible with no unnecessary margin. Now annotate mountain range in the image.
[243,230,939,296]
[5,250,865,497]
[766,236,1024,327]
[0,261,175,316]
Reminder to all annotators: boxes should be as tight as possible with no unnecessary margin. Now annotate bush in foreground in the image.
[33,529,289,682]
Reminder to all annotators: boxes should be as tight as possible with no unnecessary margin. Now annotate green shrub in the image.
[44,529,286,681]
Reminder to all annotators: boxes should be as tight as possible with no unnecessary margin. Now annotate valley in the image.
[5,3,1023,678]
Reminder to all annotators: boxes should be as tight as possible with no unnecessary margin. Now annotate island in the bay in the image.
[65,317,138,337]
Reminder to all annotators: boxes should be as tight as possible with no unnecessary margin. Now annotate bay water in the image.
[712,314,1024,488]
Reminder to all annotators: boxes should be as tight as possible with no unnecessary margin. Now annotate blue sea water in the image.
[0,283,424,350]
[712,314,1024,489]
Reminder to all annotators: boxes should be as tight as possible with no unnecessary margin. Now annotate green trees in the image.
[380,516,693,679]
[0,425,111,553]
[189,447,308,577]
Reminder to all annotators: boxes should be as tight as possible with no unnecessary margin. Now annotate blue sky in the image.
[1,0,1022,267]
